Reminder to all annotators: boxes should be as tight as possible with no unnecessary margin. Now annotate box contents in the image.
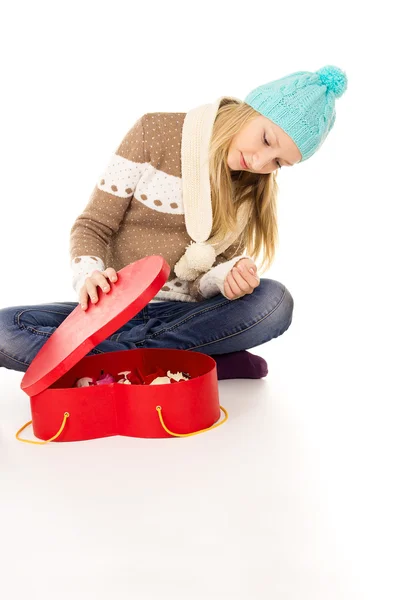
[74,367,192,388]
[17,258,225,443]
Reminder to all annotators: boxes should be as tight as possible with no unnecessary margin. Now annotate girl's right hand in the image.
[79,267,118,310]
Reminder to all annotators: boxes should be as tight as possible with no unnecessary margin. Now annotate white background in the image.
[0,1,397,599]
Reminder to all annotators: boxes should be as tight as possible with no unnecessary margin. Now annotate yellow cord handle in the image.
[156,405,228,437]
[15,412,70,445]
[15,405,228,443]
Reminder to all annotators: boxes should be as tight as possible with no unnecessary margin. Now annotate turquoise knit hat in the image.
[244,65,348,163]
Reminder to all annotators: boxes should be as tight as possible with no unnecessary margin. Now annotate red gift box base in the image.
[29,348,220,441]
[19,257,223,442]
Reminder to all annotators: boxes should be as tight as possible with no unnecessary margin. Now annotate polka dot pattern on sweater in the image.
[69,113,247,304]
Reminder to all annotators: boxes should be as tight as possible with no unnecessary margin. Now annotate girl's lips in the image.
[240,153,248,169]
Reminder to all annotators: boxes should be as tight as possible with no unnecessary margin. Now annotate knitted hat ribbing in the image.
[244,65,348,162]
[174,66,348,280]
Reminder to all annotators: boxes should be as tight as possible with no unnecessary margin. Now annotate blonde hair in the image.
[208,96,280,276]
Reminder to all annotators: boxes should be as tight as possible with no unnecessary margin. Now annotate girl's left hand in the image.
[224,258,260,300]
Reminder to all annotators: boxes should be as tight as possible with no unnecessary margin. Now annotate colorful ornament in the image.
[150,376,171,385]
[167,370,190,382]
[96,370,115,385]
[73,367,192,388]
[75,376,95,387]
[117,371,132,384]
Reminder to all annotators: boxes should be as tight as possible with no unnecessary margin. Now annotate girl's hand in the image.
[224,258,260,300]
[79,267,118,311]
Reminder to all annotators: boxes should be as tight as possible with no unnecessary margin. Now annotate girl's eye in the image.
[263,134,282,169]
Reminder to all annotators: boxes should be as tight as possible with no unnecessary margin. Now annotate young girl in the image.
[0,65,347,380]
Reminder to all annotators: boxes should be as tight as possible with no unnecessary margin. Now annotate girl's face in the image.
[227,114,302,174]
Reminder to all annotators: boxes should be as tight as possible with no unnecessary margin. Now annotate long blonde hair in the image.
[208,96,280,275]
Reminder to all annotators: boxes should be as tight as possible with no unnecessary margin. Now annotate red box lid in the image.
[21,256,170,397]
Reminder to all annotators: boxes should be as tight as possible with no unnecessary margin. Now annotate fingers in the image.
[92,269,119,291]
[224,278,233,300]
[236,262,260,287]
[227,270,243,297]
[224,276,245,300]
[224,264,260,300]
[79,286,89,311]
[90,269,111,292]
[103,268,118,283]
[231,267,255,293]
[79,268,119,311]
[85,278,100,306]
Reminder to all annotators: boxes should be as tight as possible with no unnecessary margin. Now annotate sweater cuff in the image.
[70,255,106,298]
[199,254,250,299]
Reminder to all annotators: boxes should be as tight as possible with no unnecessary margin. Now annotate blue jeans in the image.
[0,278,294,373]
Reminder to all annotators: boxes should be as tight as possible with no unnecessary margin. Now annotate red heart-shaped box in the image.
[19,256,221,442]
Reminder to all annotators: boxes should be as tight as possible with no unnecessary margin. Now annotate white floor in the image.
[0,334,396,600]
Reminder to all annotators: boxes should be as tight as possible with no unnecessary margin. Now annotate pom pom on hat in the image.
[174,241,216,281]
[244,63,348,163]
[316,65,347,98]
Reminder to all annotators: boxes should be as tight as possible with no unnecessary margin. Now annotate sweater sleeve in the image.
[69,115,149,297]
[188,234,253,301]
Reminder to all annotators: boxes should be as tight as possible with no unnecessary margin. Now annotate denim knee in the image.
[253,278,294,337]
[278,284,294,332]
[0,306,16,343]
[0,306,18,367]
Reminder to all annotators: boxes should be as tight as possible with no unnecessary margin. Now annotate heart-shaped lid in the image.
[21,255,170,397]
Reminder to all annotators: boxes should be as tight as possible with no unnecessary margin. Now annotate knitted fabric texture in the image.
[69,112,249,304]
[244,64,348,162]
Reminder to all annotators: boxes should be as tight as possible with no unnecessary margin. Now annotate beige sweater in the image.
[69,108,250,303]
